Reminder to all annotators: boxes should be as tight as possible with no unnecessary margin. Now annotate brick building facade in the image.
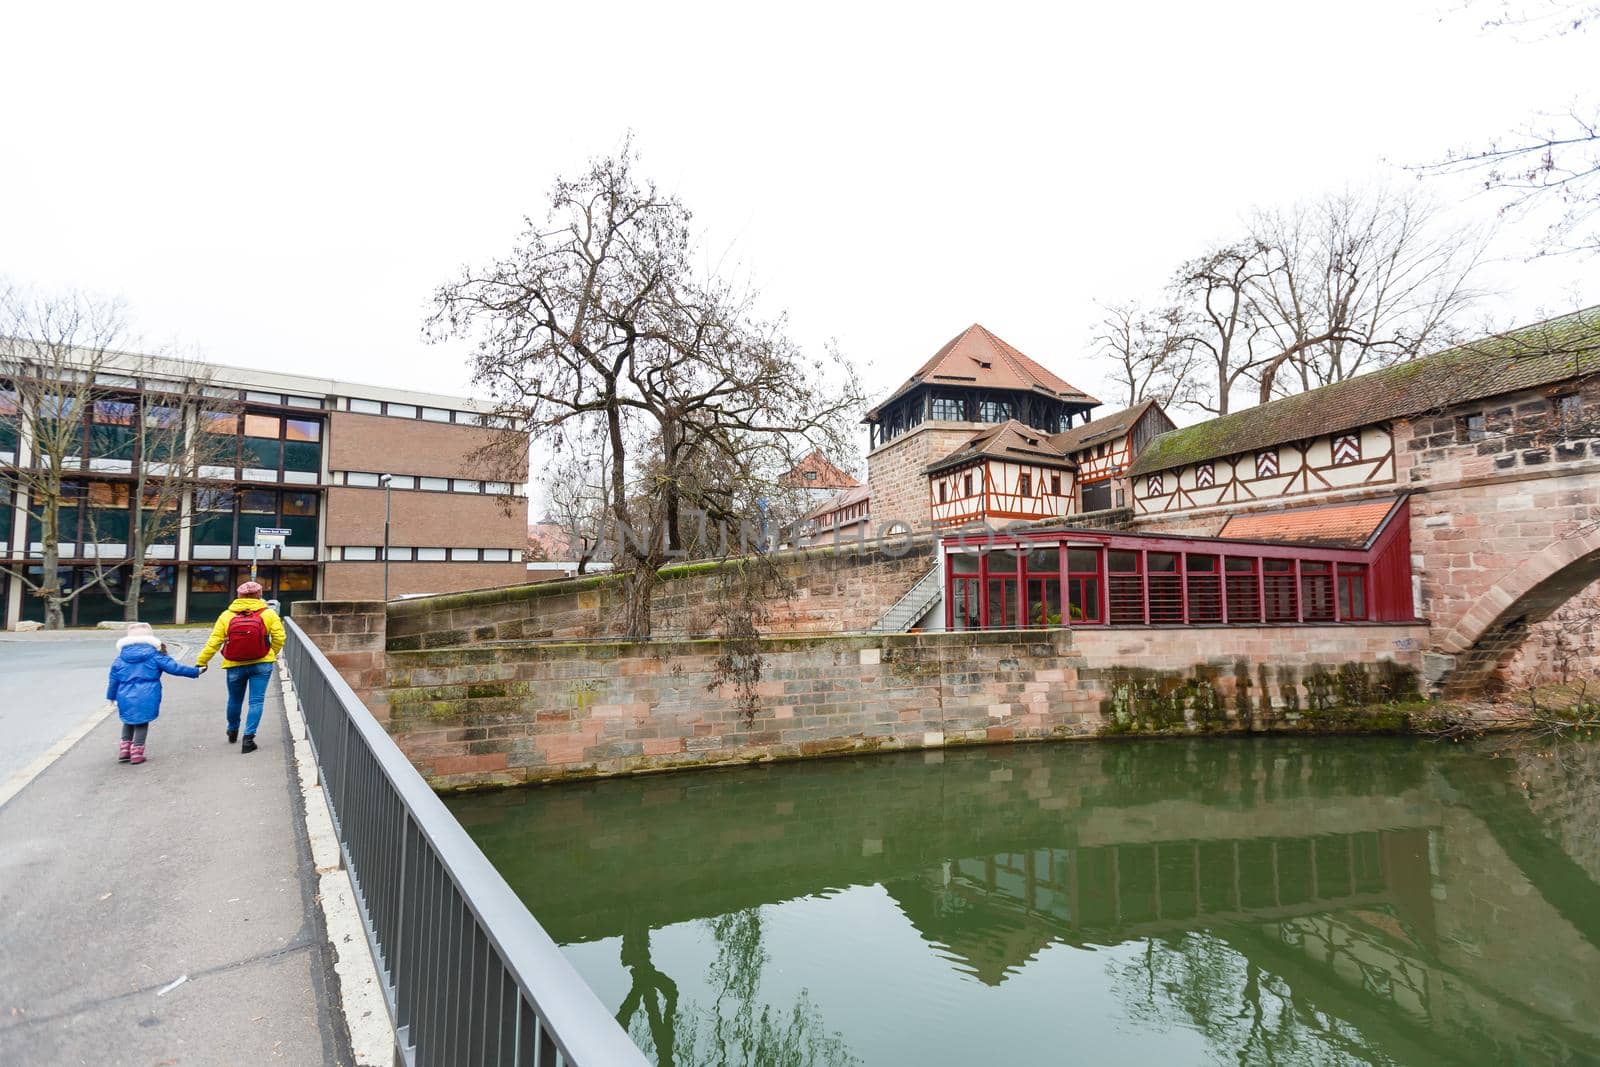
[1,354,527,627]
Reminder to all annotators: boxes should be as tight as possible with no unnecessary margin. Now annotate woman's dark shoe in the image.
[240,735,258,754]
[227,729,238,744]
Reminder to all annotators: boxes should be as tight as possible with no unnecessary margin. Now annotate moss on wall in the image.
[1096,658,1423,738]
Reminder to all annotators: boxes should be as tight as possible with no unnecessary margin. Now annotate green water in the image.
[448,736,1600,1066]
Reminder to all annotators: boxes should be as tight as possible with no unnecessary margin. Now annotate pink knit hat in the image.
[237,580,264,597]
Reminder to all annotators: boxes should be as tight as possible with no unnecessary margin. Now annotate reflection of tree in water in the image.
[621,908,858,1067]
[1111,932,1399,1066]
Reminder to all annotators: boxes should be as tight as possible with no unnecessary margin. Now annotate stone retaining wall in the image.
[297,597,1430,789]
[384,538,937,651]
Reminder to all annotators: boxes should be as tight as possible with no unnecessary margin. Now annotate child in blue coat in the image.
[107,622,203,765]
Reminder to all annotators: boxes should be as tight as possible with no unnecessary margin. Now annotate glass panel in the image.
[240,490,277,515]
[186,564,236,621]
[135,565,178,624]
[201,410,238,435]
[1069,577,1101,623]
[420,477,449,492]
[985,577,1018,628]
[985,550,1021,575]
[951,578,981,630]
[285,418,321,442]
[1225,559,1261,624]
[243,413,280,438]
[349,398,382,414]
[241,436,281,471]
[931,397,964,420]
[422,407,451,422]
[388,404,417,419]
[1068,548,1100,574]
[192,489,235,547]
[951,552,980,575]
[1147,553,1182,624]
[416,547,447,561]
[1022,545,1058,574]
[1108,549,1139,574]
[1339,564,1368,620]
[1264,558,1298,622]
[1186,555,1222,622]
[1025,577,1061,627]
[1301,562,1335,622]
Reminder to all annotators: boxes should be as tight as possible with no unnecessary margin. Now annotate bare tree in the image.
[1249,188,1489,403]
[429,139,862,637]
[1,290,124,628]
[1420,3,1599,256]
[1091,301,1202,410]
[541,423,612,575]
[1171,244,1273,415]
[79,365,243,620]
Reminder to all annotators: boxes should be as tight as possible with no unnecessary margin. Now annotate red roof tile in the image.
[867,324,1098,419]
[925,419,1077,475]
[1217,496,1402,549]
[780,450,860,489]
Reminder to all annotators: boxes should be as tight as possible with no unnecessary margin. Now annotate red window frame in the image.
[1338,564,1368,620]
[1067,547,1104,624]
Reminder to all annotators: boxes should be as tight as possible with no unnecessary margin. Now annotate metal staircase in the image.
[869,565,942,631]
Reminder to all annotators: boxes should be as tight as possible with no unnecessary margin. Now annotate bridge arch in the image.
[1435,527,1600,694]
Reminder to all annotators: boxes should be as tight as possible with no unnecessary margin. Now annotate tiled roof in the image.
[780,450,860,489]
[1217,496,1403,549]
[1048,399,1159,455]
[803,483,870,523]
[1129,305,1600,476]
[866,324,1098,420]
[925,419,1076,475]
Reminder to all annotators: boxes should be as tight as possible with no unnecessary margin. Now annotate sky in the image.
[2,1,1594,507]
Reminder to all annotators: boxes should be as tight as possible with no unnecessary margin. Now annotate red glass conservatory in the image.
[943,497,1415,630]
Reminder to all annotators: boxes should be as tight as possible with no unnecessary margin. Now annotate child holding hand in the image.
[107,622,203,765]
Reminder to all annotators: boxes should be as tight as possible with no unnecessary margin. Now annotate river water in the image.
[448,735,1600,1066]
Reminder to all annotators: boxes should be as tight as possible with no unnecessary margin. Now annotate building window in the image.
[1332,433,1361,465]
[483,548,513,562]
[1458,413,1486,443]
[1185,554,1222,622]
[417,547,447,561]
[1096,443,1108,458]
[349,398,383,415]
[1301,561,1335,621]
[931,396,964,421]
[453,479,481,493]
[1263,558,1298,622]
[963,472,974,497]
[1225,557,1261,623]
[1050,474,1061,496]
[385,546,413,561]
[420,476,450,492]
[978,399,1012,423]
[343,546,379,561]
[388,404,418,419]
[1115,489,1125,508]
[1255,451,1279,478]
[1557,393,1584,432]
[939,483,948,504]
[422,407,452,422]
[1019,473,1032,497]
[346,471,381,487]
[1338,564,1368,620]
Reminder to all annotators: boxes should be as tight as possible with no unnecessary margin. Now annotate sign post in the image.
[252,527,291,582]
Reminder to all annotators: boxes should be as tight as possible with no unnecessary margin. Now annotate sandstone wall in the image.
[385,539,938,650]
[352,619,1428,789]
[866,423,983,533]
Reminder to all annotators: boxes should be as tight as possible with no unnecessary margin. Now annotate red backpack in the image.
[223,608,271,662]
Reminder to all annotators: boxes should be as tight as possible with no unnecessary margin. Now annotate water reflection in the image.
[449,736,1600,1066]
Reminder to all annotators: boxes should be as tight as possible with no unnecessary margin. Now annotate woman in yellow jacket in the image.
[196,580,286,753]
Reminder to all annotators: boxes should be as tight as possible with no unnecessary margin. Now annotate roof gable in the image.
[1048,399,1166,455]
[867,324,1098,420]
[780,450,860,489]
[925,419,1076,475]
[1129,305,1600,477]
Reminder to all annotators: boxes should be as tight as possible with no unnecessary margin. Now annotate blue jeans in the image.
[225,662,275,736]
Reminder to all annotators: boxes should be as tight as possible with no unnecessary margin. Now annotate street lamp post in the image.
[379,473,393,601]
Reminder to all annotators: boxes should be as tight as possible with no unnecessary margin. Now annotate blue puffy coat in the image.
[107,636,201,725]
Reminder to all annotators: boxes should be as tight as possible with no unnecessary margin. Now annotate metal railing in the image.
[283,618,648,1067]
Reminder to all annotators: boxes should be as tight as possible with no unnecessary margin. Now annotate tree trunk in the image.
[661,417,682,554]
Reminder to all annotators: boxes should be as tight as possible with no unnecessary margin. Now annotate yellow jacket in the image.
[197,597,286,669]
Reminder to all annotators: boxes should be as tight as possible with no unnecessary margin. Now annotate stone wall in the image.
[353,619,1428,790]
[866,422,983,533]
[385,538,937,650]
[289,600,389,721]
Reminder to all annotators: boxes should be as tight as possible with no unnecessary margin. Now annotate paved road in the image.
[0,634,351,1065]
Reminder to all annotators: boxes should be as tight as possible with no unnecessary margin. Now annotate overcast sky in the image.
[3,1,1593,496]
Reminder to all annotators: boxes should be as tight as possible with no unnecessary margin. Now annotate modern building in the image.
[2,353,528,628]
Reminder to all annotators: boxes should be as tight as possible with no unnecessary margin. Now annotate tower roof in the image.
[779,450,860,489]
[866,324,1098,421]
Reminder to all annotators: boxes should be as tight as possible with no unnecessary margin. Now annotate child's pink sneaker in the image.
[118,740,132,763]
[129,744,146,765]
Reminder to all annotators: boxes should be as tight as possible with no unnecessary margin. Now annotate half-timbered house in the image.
[1049,399,1176,514]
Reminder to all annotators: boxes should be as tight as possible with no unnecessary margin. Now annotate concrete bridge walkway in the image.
[0,629,351,1066]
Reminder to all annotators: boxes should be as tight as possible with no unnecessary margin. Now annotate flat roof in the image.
[9,338,491,411]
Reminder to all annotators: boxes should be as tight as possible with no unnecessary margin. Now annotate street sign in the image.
[254,527,291,547]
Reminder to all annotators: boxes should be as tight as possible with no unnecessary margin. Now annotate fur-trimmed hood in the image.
[116,634,163,652]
